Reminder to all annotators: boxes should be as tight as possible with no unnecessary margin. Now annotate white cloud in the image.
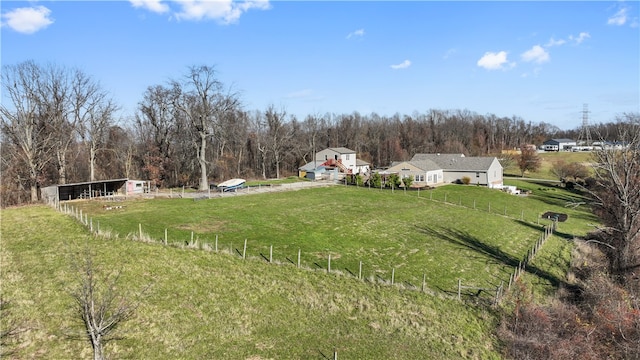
[442,48,457,60]
[346,28,365,39]
[521,45,550,64]
[130,0,170,14]
[608,6,628,26]
[570,32,590,44]
[390,60,411,70]
[174,0,270,24]
[2,5,53,34]
[476,51,511,70]
[545,37,566,47]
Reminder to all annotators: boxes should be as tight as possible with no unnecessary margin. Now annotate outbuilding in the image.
[542,138,576,151]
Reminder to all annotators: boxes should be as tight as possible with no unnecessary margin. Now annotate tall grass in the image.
[1,206,501,359]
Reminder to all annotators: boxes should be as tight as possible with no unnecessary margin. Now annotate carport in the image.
[41,178,128,202]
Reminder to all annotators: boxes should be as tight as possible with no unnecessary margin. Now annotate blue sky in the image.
[2,1,638,130]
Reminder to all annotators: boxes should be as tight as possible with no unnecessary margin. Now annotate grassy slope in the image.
[1,182,595,358]
[1,206,499,359]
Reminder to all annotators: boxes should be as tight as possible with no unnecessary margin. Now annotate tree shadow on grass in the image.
[417,225,568,289]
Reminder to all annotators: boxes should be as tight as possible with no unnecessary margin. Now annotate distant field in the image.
[503,151,593,179]
[1,182,596,358]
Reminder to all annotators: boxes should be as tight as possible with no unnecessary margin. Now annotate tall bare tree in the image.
[136,84,179,187]
[173,65,240,190]
[586,115,640,285]
[264,105,293,179]
[1,61,56,202]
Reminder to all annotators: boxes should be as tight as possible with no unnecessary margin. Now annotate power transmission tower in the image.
[577,103,591,146]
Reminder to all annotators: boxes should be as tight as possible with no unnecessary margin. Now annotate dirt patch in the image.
[176,219,228,232]
[541,212,568,222]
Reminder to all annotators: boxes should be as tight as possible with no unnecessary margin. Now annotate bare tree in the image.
[75,79,118,181]
[585,114,640,285]
[1,61,56,202]
[37,64,75,185]
[136,84,178,187]
[69,246,148,360]
[173,65,240,190]
[0,297,25,358]
[264,105,293,179]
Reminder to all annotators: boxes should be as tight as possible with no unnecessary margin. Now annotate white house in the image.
[299,147,371,180]
[542,138,576,152]
[410,153,503,188]
[385,159,444,187]
[315,147,358,174]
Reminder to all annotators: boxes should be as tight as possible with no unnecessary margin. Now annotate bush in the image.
[402,175,413,188]
[461,176,471,185]
[499,241,640,359]
[388,174,401,189]
[370,172,381,188]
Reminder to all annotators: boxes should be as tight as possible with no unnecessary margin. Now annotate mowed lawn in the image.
[71,184,595,294]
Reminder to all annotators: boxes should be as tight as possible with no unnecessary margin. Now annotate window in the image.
[345,154,350,160]
[427,174,432,182]
[415,174,425,182]
[476,172,480,178]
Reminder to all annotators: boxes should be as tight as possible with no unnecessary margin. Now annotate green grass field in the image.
[503,151,593,179]
[1,181,596,358]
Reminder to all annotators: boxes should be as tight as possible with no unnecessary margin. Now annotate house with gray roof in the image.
[384,159,444,186]
[404,153,503,187]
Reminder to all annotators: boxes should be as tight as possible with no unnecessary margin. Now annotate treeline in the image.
[0,61,631,206]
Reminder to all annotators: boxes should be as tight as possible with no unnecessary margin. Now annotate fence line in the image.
[50,188,557,305]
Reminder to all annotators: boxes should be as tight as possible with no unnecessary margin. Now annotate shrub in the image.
[461,176,471,185]
[402,175,413,188]
[370,172,381,188]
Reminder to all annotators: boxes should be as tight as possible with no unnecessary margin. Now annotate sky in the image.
[1,1,639,130]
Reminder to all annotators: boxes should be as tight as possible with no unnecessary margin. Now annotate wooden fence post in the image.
[215,235,218,252]
[391,268,395,285]
[243,239,247,259]
[359,261,362,280]
[269,245,273,263]
[139,223,142,239]
[327,254,331,273]
[297,248,301,268]
[422,273,426,292]
[164,229,168,245]
[457,279,462,301]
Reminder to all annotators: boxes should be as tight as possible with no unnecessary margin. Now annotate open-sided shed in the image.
[41,178,130,202]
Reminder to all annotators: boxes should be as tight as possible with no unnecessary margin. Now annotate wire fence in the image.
[49,184,557,306]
